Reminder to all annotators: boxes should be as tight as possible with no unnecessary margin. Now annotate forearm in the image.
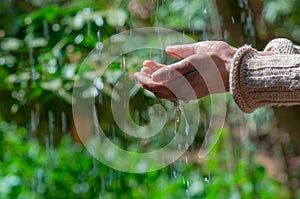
[230,39,300,113]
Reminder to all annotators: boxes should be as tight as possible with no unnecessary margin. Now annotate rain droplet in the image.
[52,24,60,32]
[173,102,181,135]
[185,142,189,150]
[24,17,32,25]
[74,34,84,44]
[204,177,210,183]
[74,15,84,28]
[48,110,54,147]
[11,104,18,113]
[95,17,104,27]
[178,144,182,150]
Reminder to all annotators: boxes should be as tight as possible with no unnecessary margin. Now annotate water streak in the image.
[31,110,36,133]
[121,55,126,73]
[173,101,181,135]
[186,179,190,198]
[48,110,54,148]
[43,20,49,40]
[29,48,36,80]
[61,111,67,133]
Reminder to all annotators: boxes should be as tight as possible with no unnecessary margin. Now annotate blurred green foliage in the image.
[263,0,300,42]
[0,120,289,198]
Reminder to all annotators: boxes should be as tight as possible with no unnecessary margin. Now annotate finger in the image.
[151,56,196,82]
[135,72,176,99]
[134,72,159,86]
[141,67,154,76]
[143,60,165,71]
[166,43,197,59]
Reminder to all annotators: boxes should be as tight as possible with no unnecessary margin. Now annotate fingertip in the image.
[166,46,184,59]
[133,72,138,79]
[141,66,154,75]
[166,43,196,59]
[143,60,156,66]
[165,46,180,58]
[166,51,182,59]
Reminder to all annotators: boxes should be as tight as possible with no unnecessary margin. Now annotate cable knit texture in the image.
[230,39,300,113]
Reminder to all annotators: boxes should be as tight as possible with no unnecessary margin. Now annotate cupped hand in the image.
[134,41,237,101]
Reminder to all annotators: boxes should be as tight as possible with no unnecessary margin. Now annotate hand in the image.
[134,41,237,101]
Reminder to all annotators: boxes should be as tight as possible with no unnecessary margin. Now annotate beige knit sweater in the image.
[230,39,300,113]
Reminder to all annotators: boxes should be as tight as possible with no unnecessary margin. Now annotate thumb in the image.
[166,43,197,59]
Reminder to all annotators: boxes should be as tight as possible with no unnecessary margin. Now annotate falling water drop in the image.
[87,21,91,38]
[45,134,50,156]
[202,3,209,40]
[185,142,189,150]
[160,48,164,62]
[109,168,113,187]
[48,110,54,147]
[178,143,182,150]
[135,109,140,126]
[29,48,36,80]
[88,1,92,37]
[121,55,126,73]
[172,170,177,178]
[231,16,235,24]
[61,111,67,133]
[97,31,101,42]
[101,175,105,194]
[135,109,140,149]
[171,154,177,178]
[58,52,63,67]
[118,171,121,189]
[93,105,100,137]
[187,2,191,29]
[43,20,49,40]
[31,110,37,134]
[155,0,159,30]
[35,169,44,193]
[173,103,181,135]
[204,177,209,183]
[149,48,152,60]
[186,179,190,198]
[35,104,40,127]
[48,111,54,134]
[96,30,103,66]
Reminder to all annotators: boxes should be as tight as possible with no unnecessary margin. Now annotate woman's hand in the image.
[134,41,237,101]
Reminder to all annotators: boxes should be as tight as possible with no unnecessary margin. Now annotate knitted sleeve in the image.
[229,39,300,113]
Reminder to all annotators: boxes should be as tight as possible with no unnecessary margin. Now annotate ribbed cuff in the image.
[264,38,297,54]
[230,45,300,113]
[230,45,259,113]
